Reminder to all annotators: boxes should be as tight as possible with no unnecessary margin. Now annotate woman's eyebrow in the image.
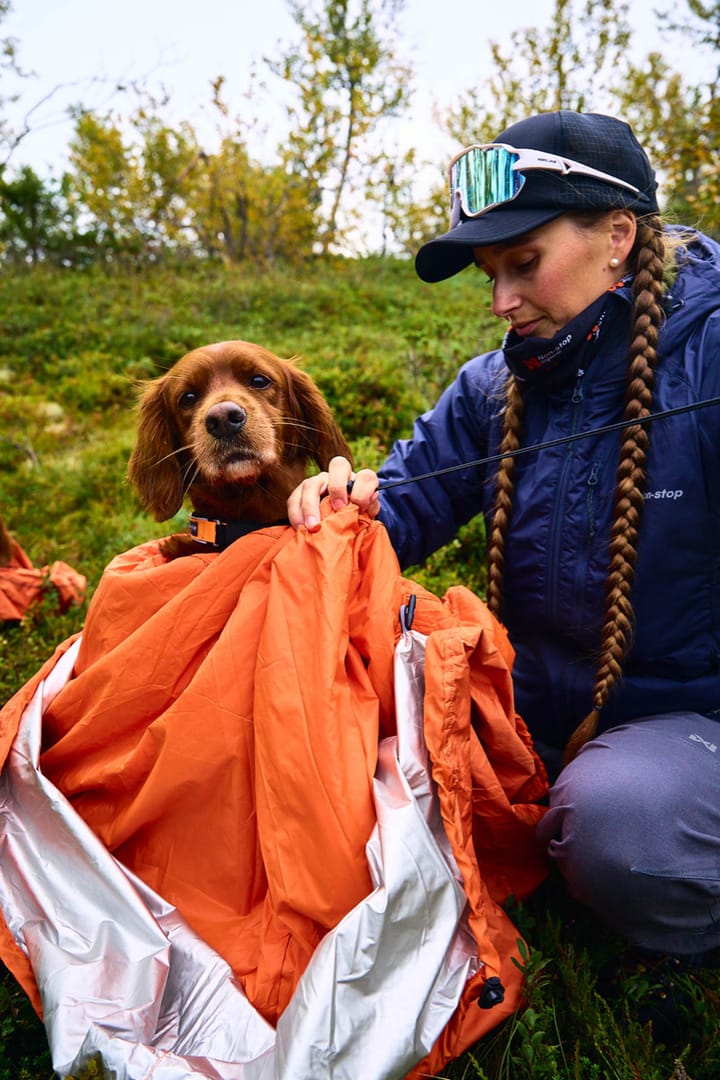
[474,232,541,265]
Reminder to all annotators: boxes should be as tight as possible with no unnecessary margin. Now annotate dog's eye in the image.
[249,374,272,390]
[178,391,199,409]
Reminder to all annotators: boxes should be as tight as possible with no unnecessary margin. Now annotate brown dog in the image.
[128,341,352,553]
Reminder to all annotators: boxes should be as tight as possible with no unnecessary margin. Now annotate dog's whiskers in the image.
[152,443,195,468]
[277,417,324,435]
[181,459,201,498]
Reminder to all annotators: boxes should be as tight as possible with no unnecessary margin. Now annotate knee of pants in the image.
[536,722,720,952]
[539,745,653,896]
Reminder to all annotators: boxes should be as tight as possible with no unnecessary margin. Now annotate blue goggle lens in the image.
[449,146,523,219]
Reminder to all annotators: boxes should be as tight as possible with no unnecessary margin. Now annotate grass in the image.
[1,256,719,1078]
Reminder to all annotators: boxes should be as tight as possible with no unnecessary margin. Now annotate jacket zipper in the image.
[586,460,601,537]
[546,368,586,624]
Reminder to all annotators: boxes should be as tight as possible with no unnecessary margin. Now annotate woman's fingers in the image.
[327,456,355,511]
[347,468,381,518]
[287,458,380,530]
[287,470,330,531]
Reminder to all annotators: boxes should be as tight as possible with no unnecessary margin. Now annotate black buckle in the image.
[188,514,290,551]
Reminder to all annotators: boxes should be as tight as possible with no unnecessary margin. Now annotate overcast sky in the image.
[4,0,686,181]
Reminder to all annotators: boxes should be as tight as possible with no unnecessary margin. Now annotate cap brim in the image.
[415,207,565,283]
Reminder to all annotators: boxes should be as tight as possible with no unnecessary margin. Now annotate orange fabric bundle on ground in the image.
[0,508,548,1078]
[0,537,86,621]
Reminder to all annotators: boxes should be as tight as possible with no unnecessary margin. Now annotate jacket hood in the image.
[660,228,720,350]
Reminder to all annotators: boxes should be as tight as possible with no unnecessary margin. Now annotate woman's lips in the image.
[511,318,542,337]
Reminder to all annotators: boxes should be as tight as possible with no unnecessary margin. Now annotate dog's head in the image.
[128,341,352,522]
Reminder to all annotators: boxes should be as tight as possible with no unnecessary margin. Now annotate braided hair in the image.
[484,213,668,764]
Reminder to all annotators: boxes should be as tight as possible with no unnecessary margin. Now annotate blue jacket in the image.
[378,231,720,751]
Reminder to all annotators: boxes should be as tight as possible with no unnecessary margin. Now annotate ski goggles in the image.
[448,143,642,223]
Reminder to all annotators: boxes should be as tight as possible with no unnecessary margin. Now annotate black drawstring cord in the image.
[375,395,720,493]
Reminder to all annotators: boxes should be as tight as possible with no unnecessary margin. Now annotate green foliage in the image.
[64,1059,105,1080]
[618,40,720,238]
[408,515,488,599]
[2,1,417,267]
[64,86,324,267]
[270,0,412,253]
[0,167,65,265]
[439,0,633,145]
[0,970,51,1079]
[65,105,204,263]
[191,131,319,265]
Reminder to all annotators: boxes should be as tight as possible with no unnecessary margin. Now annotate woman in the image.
[288,110,720,961]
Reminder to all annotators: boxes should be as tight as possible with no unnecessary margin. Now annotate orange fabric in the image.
[0,538,86,621]
[0,508,549,1074]
[409,593,549,1077]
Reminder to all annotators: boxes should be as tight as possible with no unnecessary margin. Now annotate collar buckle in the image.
[189,515,224,547]
[188,513,290,551]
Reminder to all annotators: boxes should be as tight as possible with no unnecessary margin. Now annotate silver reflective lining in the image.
[0,633,478,1080]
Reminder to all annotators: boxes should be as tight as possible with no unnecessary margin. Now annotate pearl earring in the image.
[609,257,620,268]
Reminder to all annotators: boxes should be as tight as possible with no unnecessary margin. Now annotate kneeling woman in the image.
[289,109,720,962]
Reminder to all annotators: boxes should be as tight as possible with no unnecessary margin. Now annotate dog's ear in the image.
[284,365,353,470]
[127,377,185,521]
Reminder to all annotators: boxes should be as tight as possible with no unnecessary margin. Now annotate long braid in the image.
[486,375,525,619]
[563,215,667,763]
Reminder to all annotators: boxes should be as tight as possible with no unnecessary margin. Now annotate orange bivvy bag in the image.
[0,507,548,1079]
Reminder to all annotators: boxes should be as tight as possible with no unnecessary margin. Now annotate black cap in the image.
[415,110,659,283]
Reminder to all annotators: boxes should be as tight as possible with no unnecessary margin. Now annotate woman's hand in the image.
[287,455,380,530]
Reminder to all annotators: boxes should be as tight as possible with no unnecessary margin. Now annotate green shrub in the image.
[0,969,52,1080]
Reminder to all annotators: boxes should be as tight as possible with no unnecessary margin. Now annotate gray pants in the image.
[537,712,720,956]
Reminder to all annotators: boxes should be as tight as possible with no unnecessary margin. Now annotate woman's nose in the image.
[491,279,521,320]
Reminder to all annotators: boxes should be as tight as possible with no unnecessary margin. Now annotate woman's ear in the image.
[609,209,637,267]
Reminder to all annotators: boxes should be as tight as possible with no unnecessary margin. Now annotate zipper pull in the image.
[571,368,585,404]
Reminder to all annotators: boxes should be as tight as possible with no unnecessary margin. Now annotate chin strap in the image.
[189,513,290,551]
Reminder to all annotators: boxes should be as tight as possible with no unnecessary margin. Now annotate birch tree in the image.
[268,0,412,253]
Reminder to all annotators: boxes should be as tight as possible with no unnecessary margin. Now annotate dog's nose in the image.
[205,401,248,439]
